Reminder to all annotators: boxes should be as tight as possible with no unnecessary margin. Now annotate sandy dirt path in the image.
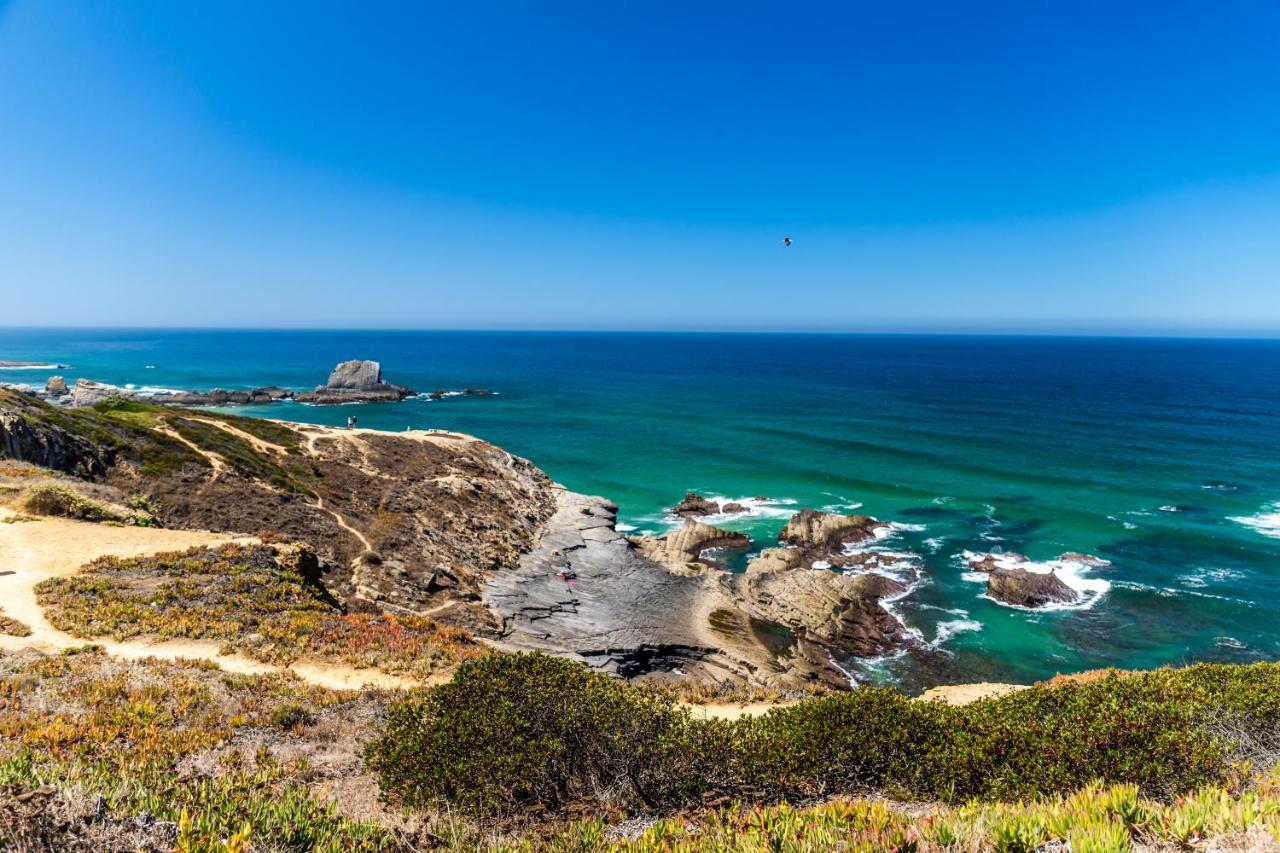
[0,507,423,691]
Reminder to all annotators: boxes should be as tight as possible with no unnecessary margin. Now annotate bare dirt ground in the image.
[0,506,422,690]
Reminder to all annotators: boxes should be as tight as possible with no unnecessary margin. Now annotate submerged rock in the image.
[966,551,1029,573]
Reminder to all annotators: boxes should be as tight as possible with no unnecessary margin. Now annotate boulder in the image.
[987,567,1080,608]
[44,376,69,397]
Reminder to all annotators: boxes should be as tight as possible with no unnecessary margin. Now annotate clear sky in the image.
[2,2,1279,333]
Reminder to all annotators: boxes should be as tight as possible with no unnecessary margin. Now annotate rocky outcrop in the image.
[44,376,68,398]
[65,379,296,408]
[780,509,881,550]
[0,408,111,478]
[631,519,750,575]
[71,379,122,408]
[987,567,1080,608]
[728,546,908,659]
[294,360,415,404]
[672,492,721,517]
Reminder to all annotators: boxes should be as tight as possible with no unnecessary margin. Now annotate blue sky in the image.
[2,2,1279,333]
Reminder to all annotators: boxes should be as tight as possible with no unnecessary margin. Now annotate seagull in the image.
[782,236,793,247]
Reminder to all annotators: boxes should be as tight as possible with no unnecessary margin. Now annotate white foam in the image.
[1230,503,1280,539]
[1158,505,1182,513]
[1178,566,1246,589]
[923,536,946,553]
[0,363,66,370]
[933,618,983,646]
[1216,636,1247,650]
[811,560,832,570]
[615,523,637,533]
[1107,515,1139,530]
[662,495,798,526]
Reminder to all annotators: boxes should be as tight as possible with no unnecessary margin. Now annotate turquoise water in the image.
[4,329,1279,689]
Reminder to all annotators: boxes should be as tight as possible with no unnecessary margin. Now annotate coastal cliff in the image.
[0,388,920,689]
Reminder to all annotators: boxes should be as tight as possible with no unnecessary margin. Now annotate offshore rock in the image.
[987,567,1080,608]
[294,360,415,404]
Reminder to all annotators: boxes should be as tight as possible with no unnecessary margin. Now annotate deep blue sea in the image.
[4,328,1279,689]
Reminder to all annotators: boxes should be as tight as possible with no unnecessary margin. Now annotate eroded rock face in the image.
[0,409,111,478]
[987,567,1080,608]
[631,519,750,575]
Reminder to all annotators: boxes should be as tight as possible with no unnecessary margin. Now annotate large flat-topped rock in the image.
[325,359,384,389]
[295,359,416,404]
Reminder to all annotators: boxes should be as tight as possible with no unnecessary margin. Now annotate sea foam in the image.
[959,550,1112,612]
[1230,503,1280,539]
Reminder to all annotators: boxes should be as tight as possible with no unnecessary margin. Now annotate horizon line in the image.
[3,325,1280,341]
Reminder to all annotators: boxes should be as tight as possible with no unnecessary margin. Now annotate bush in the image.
[364,653,715,816]
[368,656,1280,819]
[16,484,126,522]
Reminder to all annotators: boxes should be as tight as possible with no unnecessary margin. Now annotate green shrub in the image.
[368,656,1280,819]
[16,484,126,522]
[364,653,714,816]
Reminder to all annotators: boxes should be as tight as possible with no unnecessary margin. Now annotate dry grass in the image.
[36,542,483,680]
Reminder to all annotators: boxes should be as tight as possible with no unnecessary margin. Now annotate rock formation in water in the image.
[987,567,1080,607]
[671,492,721,517]
[631,519,750,575]
[295,360,415,404]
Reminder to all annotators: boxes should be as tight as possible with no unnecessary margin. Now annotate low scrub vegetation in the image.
[36,543,481,680]
[0,649,394,851]
[0,611,32,637]
[367,653,1280,822]
[544,776,1280,851]
[15,483,152,525]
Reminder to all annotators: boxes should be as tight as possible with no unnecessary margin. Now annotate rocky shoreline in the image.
[2,358,495,408]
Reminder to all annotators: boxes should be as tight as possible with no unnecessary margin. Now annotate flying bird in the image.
[782,236,793,247]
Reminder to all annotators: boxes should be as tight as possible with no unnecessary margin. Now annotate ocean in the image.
[3,328,1279,690]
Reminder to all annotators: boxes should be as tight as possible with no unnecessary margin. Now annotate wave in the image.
[933,618,983,646]
[0,363,68,370]
[1178,566,1246,589]
[1230,503,1280,539]
[959,550,1112,613]
[662,495,797,526]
